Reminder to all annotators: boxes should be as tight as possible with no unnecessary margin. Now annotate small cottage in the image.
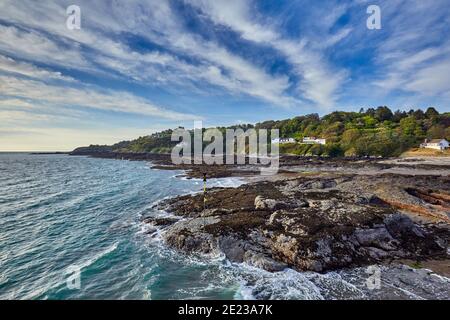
[271,138,296,144]
[302,137,326,145]
[420,139,449,151]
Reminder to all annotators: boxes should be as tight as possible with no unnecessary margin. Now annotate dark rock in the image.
[243,251,288,272]
[218,236,246,262]
[154,173,449,273]
[254,195,287,210]
[354,226,397,251]
[384,213,425,239]
[143,217,179,226]
[308,180,337,190]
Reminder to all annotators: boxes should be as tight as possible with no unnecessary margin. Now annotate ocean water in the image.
[0,153,449,300]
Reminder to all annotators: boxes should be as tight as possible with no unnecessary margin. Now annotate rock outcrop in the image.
[143,174,449,273]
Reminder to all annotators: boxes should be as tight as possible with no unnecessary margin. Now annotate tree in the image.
[400,116,419,136]
[365,108,376,117]
[374,106,393,122]
[325,144,344,157]
[425,107,439,118]
[362,115,377,128]
[392,110,407,122]
[413,109,425,120]
[341,129,361,148]
[310,144,325,156]
[323,121,344,138]
[446,127,450,140]
[427,125,446,139]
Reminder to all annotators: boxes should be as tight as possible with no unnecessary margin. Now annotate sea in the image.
[0,153,449,300]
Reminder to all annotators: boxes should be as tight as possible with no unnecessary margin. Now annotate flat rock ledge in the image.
[144,174,449,273]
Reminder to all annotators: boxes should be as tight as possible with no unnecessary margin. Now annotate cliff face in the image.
[144,174,449,273]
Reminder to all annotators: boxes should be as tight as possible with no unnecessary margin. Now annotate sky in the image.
[0,0,449,151]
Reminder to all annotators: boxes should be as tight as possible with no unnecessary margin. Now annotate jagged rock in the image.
[155,174,449,273]
[354,193,383,205]
[218,236,246,262]
[291,198,309,208]
[268,211,280,225]
[254,195,266,209]
[163,216,220,254]
[143,217,178,226]
[243,251,287,272]
[319,199,338,211]
[315,238,333,257]
[384,213,425,238]
[254,195,284,210]
[354,226,397,251]
[308,180,337,189]
[200,208,222,217]
[165,231,216,254]
[364,247,390,260]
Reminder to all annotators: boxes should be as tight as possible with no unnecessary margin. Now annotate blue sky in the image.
[0,0,449,151]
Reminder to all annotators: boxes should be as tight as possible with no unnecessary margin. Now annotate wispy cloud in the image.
[186,0,348,108]
[0,127,163,152]
[0,24,89,70]
[0,75,201,120]
[369,0,450,99]
[0,0,448,151]
[0,0,296,107]
[0,55,75,81]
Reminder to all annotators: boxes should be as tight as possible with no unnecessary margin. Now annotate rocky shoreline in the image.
[69,151,449,275]
[69,151,450,179]
[146,173,449,273]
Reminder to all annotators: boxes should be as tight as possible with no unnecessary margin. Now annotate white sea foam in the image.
[208,177,246,188]
[71,242,120,272]
[20,243,120,300]
[232,267,325,300]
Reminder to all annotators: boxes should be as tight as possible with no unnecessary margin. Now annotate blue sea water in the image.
[1,153,449,300]
[0,153,244,299]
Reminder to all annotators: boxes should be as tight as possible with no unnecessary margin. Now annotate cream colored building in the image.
[420,139,449,150]
[302,137,326,145]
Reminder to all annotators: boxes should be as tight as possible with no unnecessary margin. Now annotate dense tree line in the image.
[256,107,449,157]
[74,107,449,157]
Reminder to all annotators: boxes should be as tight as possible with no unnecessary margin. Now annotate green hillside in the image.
[72,107,449,158]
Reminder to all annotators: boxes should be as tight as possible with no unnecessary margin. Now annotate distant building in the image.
[420,139,449,151]
[271,138,296,144]
[302,137,326,145]
[175,141,189,148]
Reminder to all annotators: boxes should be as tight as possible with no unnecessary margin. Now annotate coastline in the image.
[68,150,450,178]
[69,151,450,278]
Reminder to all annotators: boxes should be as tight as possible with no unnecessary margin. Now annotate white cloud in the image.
[404,59,450,96]
[371,0,450,100]
[0,55,75,81]
[115,0,296,106]
[0,75,201,120]
[0,109,73,124]
[0,127,162,152]
[0,0,296,107]
[186,0,346,108]
[0,24,89,70]
[0,0,448,138]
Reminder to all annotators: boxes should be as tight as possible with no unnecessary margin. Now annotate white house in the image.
[175,141,189,148]
[271,138,296,144]
[420,139,449,151]
[302,137,326,145]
